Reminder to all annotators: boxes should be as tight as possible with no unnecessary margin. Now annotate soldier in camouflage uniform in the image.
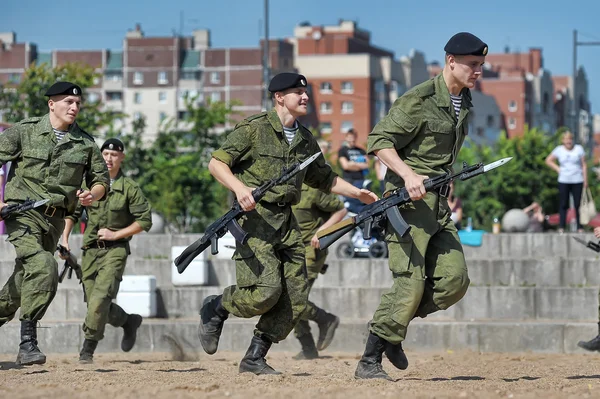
[0,82,109,366]
[291,139,347,359]
[199,72,378,375]
[356,33,488,380]
[61,138,152,364]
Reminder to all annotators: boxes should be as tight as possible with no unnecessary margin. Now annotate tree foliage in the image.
[0,62,123,133]
[115,98,235,233]
[454,126,587,231]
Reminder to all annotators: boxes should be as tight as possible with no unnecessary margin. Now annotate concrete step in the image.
[0,318,597,355]
[2,232,600,262]
[40,285,600,322]
[5,255,599,291]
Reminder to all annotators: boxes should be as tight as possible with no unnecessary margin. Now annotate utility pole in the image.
[572,29,600,149]
[261,0,270,112]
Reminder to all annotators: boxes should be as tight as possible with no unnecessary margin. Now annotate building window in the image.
[105,71,122,81]
[341,81,354,94]
[320,82,332,93]
[87,92,100,103]
[159,91,167,104]
[341,121,354,133]
[211,92,221,102]
[486,115,494,127]
[320,122,332,134]
[508,100,517,112]
[158,71,168,85]
[159,112,167,123]
[133,72,143,85]
[210,72,220,84]
[341,101,354,114]
[106,91,122,101]
[320,102,332,114]
[508,117,517,130]
[134,92,142,104]
[8,73,21,84]
[133,112,143,120]
[181,71,200,80]
[178,111,191,120]
[476,127,484,137]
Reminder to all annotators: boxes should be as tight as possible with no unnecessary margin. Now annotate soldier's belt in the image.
[35,204,67,219]
[83,240,127,250]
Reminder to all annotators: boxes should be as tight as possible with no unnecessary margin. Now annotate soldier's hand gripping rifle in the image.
[573,236,600,253]
[174,152,322,274]
[317,157,513,250]
[0,198,50,220]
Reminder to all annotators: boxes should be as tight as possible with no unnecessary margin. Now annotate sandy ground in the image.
[2,348,600,399]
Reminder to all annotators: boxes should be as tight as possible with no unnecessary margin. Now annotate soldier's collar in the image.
[267,109,284,132]
[110,170,125,192]
[434,74,452,108]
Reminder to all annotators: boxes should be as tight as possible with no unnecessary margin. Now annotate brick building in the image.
[290,20,429,152]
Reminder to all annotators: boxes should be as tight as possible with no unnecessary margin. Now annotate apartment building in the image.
[290,20,429,152]
[0,27,292,142]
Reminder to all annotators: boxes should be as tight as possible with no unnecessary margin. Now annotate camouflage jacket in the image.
[367,73,472,192]
[0,114,109,214]
[292,184,345,245]
[68,170,152,246]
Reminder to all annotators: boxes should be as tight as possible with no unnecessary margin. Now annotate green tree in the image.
[130,98,236,233]
[0,62,124,133]
[455,127,561,231]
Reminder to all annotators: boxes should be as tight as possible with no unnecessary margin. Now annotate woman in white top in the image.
[545,131,588,233]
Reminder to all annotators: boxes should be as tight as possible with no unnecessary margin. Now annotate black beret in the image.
[268,72,308,93]
[101,138,125,152]
[444,32,488,56]
[44,81,83,97]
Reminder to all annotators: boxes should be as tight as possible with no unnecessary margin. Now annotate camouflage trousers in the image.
[222,208,308,343]
[370,194,470,345]
[81,245,129,341]
[0,210,64,324]
[294,246,328,338]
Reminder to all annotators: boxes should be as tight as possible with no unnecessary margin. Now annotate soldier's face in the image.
[280,88,309,116]
[450,55,485,88]
[49,95,81,125]
[102,149,125,172]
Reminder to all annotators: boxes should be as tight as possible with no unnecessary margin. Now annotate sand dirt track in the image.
[2,350,600,398]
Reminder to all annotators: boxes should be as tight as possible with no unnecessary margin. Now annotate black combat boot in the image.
[16,320,46,366]
[79,339,98,364]
[578,322,600,352]
[198,294,229,355]
[314,308,340,351]
[121,313,143,352]
[293,334,319,360]
[239,335,282,375]
[354,332,393,381]
[385,341,409,370]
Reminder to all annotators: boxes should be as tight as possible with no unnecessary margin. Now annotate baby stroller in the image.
[335,180,388,259]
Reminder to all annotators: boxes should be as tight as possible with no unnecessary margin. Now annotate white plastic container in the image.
[116,275,157,317]
[171,245,209,286]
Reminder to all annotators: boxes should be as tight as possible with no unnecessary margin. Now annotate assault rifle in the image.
[572,236,600,253]
[0,198,50,220]
[57,244,86,301]
[57,244,83,283]
[317,157,513,250]
[174,152,322,274]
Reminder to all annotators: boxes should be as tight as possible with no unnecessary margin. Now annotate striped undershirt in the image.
[283,121,298,144]
[449,94,462,119]
[53,128,68,142]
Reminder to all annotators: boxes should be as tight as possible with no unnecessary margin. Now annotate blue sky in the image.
[4,0,600,114]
